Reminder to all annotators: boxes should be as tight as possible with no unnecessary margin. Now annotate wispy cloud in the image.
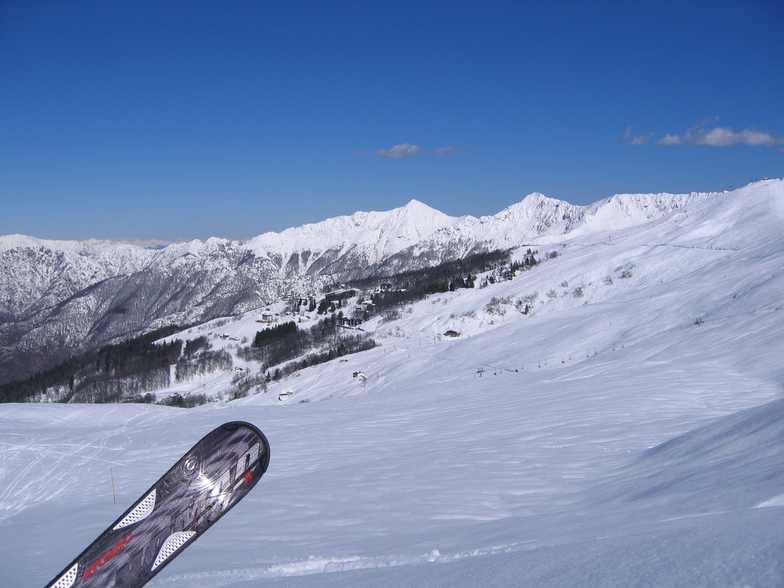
[618,126,654,146]
[621,120,784,150]
[655,122,784,148]
[374,143,421,158]
[371,143,471,159]
[431,145,469,156]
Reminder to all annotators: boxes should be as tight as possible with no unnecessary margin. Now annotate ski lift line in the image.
[477,363,521,374]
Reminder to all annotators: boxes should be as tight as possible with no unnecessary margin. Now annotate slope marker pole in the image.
[110,467,117,504]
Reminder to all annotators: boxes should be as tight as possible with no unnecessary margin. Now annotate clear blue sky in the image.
[1,0,783,241]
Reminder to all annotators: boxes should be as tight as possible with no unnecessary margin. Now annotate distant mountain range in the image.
[0,184,762,384]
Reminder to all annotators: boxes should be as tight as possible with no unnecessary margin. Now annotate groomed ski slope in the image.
[2,180,784,587]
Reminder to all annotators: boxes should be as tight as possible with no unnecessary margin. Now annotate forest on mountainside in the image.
[0,248,543,406]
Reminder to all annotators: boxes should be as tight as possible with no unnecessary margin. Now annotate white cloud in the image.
[654,121,784,148]
[623,120,784,150]
[696,127,782,147]
[655,134,682,146]
[374,143,421,158]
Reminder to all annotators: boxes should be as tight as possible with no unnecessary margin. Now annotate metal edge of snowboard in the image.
[44,421,270,588]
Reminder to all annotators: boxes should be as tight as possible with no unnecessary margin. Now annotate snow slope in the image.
[1,180,783,587]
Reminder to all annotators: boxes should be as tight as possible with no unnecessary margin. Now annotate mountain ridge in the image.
[0,187,720,256]
[0,181,779,384]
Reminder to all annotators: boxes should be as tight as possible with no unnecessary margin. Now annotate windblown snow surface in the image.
[2,180,784,587]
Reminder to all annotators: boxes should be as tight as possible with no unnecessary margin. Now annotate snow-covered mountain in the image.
[1,179,782,586]
[0,186,718,383]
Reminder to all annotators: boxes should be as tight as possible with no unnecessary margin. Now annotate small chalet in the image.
[257,311,275,324]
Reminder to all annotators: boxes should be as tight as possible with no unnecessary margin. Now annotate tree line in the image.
[0,248,540,406]
[348,249,514,316]
[238,314,376,379]
[0,326,186,404]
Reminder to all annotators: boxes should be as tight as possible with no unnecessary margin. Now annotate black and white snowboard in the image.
[45,421,270,588]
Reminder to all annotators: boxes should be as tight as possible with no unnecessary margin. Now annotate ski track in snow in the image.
[152,543,535,586]
[2,181,784,587]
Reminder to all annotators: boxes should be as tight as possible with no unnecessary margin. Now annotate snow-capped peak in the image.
[244,199,458,263]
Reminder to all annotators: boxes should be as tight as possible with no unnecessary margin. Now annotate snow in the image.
[242,189,714,271]
[244,199,460,266]
[1,180,784,587]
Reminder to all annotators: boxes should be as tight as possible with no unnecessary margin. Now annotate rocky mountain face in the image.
[0,188,716,383]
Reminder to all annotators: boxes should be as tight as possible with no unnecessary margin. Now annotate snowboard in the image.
[45,421,270,588]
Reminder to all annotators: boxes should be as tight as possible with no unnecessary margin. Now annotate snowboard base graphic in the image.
[45,421,270,588]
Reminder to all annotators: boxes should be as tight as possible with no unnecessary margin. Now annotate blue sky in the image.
[1,0,783,241]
